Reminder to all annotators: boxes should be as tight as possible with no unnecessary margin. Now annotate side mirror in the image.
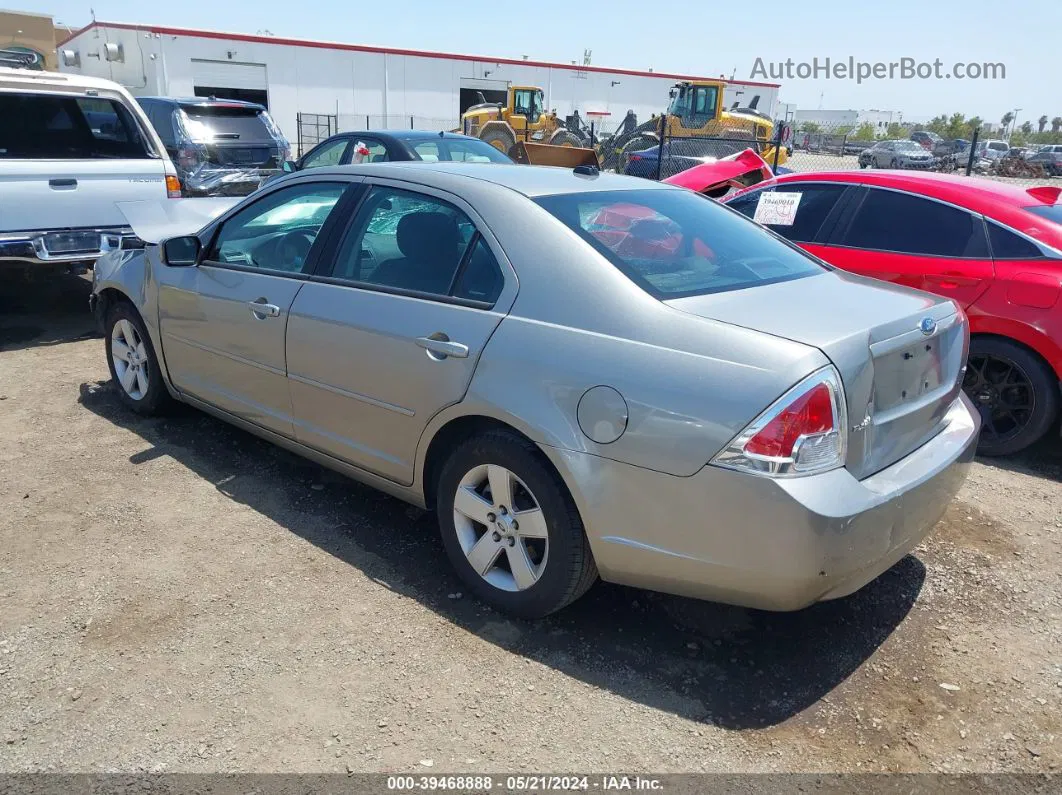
[282,160,297,173]
[162,235,201,267]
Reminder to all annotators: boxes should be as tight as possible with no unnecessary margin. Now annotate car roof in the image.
[326,130,484,142]
[139,96,266,110]
[0,66,132,94]
[294,161,671,197]
[764,169,1062,246]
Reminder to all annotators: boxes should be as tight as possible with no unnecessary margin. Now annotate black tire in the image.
[479,126,516,155]
[104,300,171,416]
[548,129,584,147]
[964,337,1059,456]
[890,157,900,168]
[436,430,597,619]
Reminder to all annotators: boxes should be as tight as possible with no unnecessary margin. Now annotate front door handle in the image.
[416,334,469,360]
[248,299,281,319]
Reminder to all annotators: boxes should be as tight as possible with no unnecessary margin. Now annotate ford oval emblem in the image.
[919,317,937,336]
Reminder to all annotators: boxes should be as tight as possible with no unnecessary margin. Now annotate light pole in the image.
[1010,108,1022,139]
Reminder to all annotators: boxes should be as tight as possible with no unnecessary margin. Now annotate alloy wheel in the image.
[111,318,150,400]
[963,353,1035,446]
[452,464,549,592]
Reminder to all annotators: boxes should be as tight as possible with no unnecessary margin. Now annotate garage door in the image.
[191,60,269,108]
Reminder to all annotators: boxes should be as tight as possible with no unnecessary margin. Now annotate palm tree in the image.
[1020,121,1033,135]
[1038,115,1049,133]
[1052,117,1062,134]
[1001,112,1014,135]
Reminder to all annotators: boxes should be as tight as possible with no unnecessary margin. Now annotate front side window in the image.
[726,184,847,243]
[843,189,987,257]
[207,183,346,273]
[0,93,153,159]
[536,188,825,299]
[301,138,348,169]
[330,186,501,302]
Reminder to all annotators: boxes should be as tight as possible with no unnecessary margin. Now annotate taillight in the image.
[165,175,182,199]
[712,367,848,477]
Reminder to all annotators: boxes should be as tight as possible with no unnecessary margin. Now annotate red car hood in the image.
[662,149,774,196]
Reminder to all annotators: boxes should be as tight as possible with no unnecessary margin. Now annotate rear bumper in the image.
[0,227,132,268]
[550,393,980,611]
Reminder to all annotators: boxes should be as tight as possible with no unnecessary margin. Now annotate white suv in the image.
[0,67,180,272]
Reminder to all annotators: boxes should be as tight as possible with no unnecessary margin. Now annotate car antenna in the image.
[573,164,599,177]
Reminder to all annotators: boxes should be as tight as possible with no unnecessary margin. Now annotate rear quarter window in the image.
[536,188,824,299]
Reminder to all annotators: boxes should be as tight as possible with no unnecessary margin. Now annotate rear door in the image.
[820,186,995,307]
[285,181,515,484]
[157,180,351,436]
[0,91,169,232]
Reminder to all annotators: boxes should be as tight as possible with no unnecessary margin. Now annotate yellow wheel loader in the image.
[461,86,598,168]
[604,80,789,173]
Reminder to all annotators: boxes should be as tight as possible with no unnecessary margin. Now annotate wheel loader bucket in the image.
[510,141,600,169]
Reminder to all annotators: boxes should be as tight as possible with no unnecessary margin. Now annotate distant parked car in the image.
[910,130,943,151]
[621,139,773,180]
[1027,150,1062,176]
[977,139,1010,162]
[137,96,290,197]
[859,140,934,169]
[933,138,969,157]
[290,130,513,172]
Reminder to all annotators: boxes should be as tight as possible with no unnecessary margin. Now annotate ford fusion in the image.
[91,163,979,618]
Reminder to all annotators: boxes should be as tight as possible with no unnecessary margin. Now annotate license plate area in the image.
[873,338,945,412]
[42,231,101,255]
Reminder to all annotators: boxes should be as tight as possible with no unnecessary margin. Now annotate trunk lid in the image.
[0,159,170,232]
[667,271,968,479]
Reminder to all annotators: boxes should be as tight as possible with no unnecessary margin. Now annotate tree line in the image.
[795,113,1062,145]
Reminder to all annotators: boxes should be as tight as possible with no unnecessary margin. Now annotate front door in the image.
[285,182,515,484]
[157,180,349,436]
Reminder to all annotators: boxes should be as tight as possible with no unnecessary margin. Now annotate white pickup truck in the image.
[0,67,180,272]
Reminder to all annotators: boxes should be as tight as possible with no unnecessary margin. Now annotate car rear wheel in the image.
[890,157,900,168]
[963,338,1059,456]
[105,301,170,415]
[436,430,597,618]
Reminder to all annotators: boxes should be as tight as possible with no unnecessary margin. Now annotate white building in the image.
[791,107,903,133]
[57,21,780,151]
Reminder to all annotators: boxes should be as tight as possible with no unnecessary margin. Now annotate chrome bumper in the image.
[0,227,133,267]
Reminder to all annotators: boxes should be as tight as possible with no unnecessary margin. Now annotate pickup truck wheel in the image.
[436,430,597,618]
[963,338,1059,456]
[105,302,170,415]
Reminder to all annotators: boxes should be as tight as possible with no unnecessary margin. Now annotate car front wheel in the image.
[105,301,170,415]
[963,338,1059,456]
[436,430,597,618]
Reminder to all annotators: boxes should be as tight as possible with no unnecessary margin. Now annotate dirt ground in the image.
[1,274,1060,774]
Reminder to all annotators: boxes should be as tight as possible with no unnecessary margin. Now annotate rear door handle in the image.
[416,335,469,360]
[248,299,281,319]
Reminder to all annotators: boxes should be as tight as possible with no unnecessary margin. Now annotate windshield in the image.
[896,141,924,151]
[1025,205,1062,224]
[0,93,154,159]
[403,136,512,163]
[536,189,825,299]
[178,104,280,144]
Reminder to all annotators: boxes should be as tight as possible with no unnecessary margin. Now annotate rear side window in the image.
[726,184,846,243]
[988,223,1045,259]
[536,188,824,299]
[1024,205,1062,225]
[178,104,279,144]
[842,189,988,257]
[0,93,153,159]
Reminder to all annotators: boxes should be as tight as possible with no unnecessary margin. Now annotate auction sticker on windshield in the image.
[753,191,802,226]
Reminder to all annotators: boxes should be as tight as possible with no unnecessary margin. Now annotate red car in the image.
[712,170,1061,456]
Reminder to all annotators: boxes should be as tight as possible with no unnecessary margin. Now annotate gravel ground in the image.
[1,274,1060,774]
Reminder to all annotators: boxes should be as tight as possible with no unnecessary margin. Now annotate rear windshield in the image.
[1025,205,1062,224]
[178,104,277,143]
[536,189,824,299]
[0,93,154,159]
[403,136,512,164]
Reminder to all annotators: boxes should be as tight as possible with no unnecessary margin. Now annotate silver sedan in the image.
[91,163,979,618]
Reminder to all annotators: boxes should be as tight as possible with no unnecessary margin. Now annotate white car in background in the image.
[976,139,1010,162]
[0,67,180,273]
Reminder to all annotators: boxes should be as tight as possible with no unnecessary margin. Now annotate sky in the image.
[42,0,1058,124]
